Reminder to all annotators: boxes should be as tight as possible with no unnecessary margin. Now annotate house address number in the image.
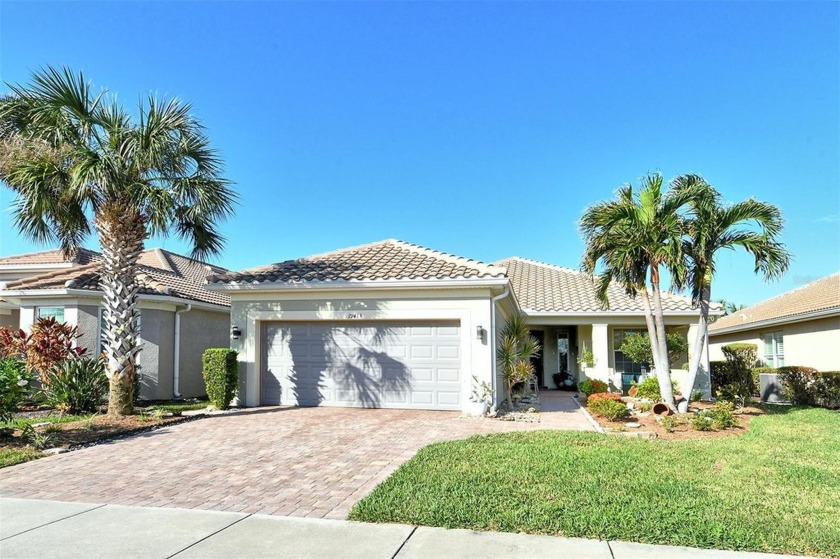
[346,313,364,319]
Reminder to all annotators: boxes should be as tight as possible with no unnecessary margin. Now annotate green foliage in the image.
[497,316,541,406]
[201,349,238,410]
[715,383,751,409]
[350,408,840,557]
[712,344,757,404]
[709,401,737,429]
[633,376,678,400]
[40,356,108,414]
[587,398,629,421]
[780,368,840,409]
[691,389,703,402]
[637,401,652,412]
[576,344,595,366]
[0,446,43,468]
[721,343,758,368]
[619,332,688,366]
[0,358,34,424]
[21,424,54,450]
[660,415,680,433]
[691,414,714,431]
[577,378,607,396]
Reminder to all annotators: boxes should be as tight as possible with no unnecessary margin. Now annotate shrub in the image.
[660,415,680,433]
[691,413,713,431]
[716,383,751,409]
[578,378,608,396]
[588,398,629,421]
[202,348,238,410]
[25,317,81,379]
[40,356,108,414]
[712,344,757,402]
[0,358,35,424]
[779,368,840,409]
[721,343,757,368]
[633,376,678,400]
[751,366,778,396]
[0,327,28,359]
[587,392,622,404]
[709,401,737,430]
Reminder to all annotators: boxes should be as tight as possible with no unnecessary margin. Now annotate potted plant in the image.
[467,376,492,416]
[577,344,595,369]
[552,372,563,389]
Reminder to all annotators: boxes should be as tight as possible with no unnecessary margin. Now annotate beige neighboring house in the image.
[207,239,719,411]
[0,248,231,400]
[709,272,840,371]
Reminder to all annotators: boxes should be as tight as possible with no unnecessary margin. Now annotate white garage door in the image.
[260,320,462,410]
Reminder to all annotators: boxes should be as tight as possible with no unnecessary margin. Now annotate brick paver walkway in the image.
[0,393,592,520]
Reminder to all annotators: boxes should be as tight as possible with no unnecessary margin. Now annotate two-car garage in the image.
[259,320,464,410]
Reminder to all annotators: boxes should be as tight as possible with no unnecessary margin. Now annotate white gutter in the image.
[490,287,510,407]
[204,277,509,292]
[173,304,192,398]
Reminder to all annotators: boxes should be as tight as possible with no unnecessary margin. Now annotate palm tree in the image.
[716,299,747,316]
[497,315,541,409]
[581,174,698,408]
[0,67,236,415]
[673,175,790,400]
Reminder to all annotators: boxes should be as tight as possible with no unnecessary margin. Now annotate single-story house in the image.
[0,248,231,400]
[709,272,840,371]
[207,239,717,411]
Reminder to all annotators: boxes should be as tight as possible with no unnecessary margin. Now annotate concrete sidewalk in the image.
[0,498,811,559]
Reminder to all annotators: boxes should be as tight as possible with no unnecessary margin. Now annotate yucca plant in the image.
[40,355,109,415]
[497,315,541,409]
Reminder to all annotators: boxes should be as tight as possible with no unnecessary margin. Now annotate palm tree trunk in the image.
[685,283,711,401]
[639,289,664,377]
[649,265,675,407]
[96,205,146,416]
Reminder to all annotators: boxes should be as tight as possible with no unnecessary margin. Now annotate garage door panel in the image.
[261,320,461,410]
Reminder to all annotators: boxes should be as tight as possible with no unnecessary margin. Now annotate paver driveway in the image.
[0,393,593,520]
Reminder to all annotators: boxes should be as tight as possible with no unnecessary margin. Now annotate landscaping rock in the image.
[625,422,641,428]
[43,447,69,455]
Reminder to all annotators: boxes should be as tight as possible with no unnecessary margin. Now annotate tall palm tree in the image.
[0,67,236,415]
[581,174,698,407]
[673,175,790,399]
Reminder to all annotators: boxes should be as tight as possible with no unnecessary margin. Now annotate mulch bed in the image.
[0,412,204,454]
[592,400,765,440]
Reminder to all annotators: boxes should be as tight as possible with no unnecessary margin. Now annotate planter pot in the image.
[652,402,671,416]
[464,401,489,417]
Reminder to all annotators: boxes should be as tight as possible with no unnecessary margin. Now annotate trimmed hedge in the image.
[202,348,238,410]
[778,368,839,409]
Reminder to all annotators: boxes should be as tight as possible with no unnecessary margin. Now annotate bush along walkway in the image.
[350,406,840,558]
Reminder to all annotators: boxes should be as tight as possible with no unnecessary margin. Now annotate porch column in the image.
[591,323,611,386]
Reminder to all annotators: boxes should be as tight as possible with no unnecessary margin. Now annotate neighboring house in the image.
[207,239,718,411]
[709,272,840,371]
[0,248,231,400]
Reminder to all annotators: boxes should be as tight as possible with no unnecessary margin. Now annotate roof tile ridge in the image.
[390,240,506,277]
[5,261,103,289]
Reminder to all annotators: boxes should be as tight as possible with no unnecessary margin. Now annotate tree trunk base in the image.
[108,375,134,416]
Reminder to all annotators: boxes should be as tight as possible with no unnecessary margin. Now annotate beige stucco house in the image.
[709,272,840,371]
[208,239,716,411]
[0,248,231,400]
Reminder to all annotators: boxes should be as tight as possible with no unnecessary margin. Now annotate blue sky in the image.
[1,1,838,305]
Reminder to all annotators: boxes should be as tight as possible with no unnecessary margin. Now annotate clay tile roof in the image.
[495,257,697,313]
[0,247,101,266]
[208,239,507,285]
[3,248,229,307]
[710,272,840,332]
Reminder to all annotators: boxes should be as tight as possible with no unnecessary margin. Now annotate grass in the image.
[1,413,94,430]
[350,406,840,557]
[143,401,209,415]
[0,446,43,468]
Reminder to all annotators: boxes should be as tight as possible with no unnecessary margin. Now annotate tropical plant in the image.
[577,378,608,396]
[588,398,629,421]
[633,375,678,400]
[0,358,34,424]
[672,175,790,405]
[619,331,688,367]
[0,327,28,359]
[40,355,109,414]
[581,173,699,408]
[496,315,541,409]
[0,67,236,415]
[24,317,81,380]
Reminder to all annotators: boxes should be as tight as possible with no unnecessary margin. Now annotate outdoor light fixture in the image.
[231,326,242,340]
[476,326,485,340]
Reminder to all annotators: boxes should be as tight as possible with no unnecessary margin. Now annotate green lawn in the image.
[350,406,840,557]
[0,447,43,468]
[143,401,209,415]
[1,413,94,431]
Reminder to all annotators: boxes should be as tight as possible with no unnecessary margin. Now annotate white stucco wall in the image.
[710,315,840,371]
[227,286,499,411]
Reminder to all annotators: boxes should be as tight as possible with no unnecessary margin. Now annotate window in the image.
[614,328,648,393]
[98,308,141,354]
[36,306,64,322]
[763,331,784,367]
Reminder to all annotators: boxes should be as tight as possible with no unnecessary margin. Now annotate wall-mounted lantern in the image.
[476,326,485,340]
[231,325,242,340]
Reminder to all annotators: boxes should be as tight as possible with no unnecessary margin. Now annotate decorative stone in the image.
[625,422,641,428]
[43,447,68,455]
[31,422,50,428]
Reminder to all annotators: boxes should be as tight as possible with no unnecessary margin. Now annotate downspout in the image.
[490,287,510,407]
[173,304,192,398]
